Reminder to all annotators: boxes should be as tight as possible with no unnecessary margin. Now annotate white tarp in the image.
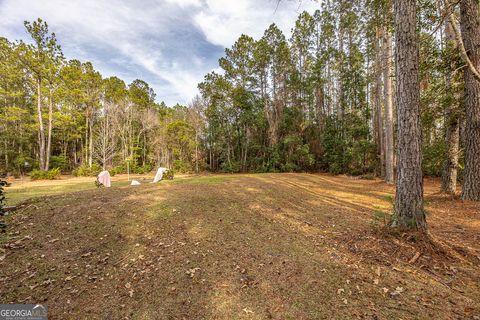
[97,170,111,187]
[153,167,167,183]
[131,180,141,186]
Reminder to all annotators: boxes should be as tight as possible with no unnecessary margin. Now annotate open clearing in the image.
[1,173,479,319]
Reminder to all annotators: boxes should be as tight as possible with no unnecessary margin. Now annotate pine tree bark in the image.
[441,18,460,194]
[383,30,394,184]
[460,0,480,200]
[393,0,426,229]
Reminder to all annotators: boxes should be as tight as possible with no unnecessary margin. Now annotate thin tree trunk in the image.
[85,116,89,165]
[89,115,93,167]
[375,29,385,177]
[195,130,199,173]
[209,143,212,171]
[74,139,77,166]
[383,30,395,184]
[143,133,146,166]
[441,17,460,194]
[338,28,345,124]
[4,140,8,170]
[393,0,426,230]
[37,76,46,171]
[45,88,53,171]
[460,0,480,200]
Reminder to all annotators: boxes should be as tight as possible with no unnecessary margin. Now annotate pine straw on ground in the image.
[0,173,479,319]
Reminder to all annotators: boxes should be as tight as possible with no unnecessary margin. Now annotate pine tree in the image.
[393,0,426,230]
[459,0,480,200]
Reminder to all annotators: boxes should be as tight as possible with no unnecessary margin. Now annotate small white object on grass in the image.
[131,180,141,186]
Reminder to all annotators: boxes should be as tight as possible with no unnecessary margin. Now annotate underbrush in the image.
[30,168,61,180]
[111,163,153,175]
[72,164,102,177]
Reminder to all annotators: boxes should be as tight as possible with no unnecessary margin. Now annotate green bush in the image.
[220,161,240,173]
[13,155,34,175]
[173,160,192,173]
[328,163,343,175]
[281,162,300,172]
[111,162,153,175]
[281,134,315,172]
[133,164,153,174]
[423,141,446,176]
[72,164,102,177]
[163,169,174,180]
[49,155,69,171]
[30,168,61,180]
[110,165,124,176]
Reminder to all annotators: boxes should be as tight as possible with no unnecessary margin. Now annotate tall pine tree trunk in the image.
[374,29,385,177]
[45,88,53,171]
[383,30,395,184]
[460,0,480,200]
[441,18,460,194]
[393,0,426,229]
[36,76,46,171]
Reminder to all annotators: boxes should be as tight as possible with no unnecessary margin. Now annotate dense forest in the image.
[1,1,480,211]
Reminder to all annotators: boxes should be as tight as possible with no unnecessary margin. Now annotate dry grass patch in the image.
[0,173,479,319]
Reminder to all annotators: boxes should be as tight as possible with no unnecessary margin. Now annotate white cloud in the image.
[165,0,202,8]
[0,0,319,105]
[194,0,320,47]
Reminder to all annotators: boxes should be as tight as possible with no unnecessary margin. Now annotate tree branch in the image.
[444,0,480,82]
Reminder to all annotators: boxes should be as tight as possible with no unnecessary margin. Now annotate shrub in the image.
[49,155,69,171]
[172,160,192,173]
[220,161,240,173]
[163,169,174,180]
[133,164,153,174]
[72,164,102,177]
[0,179,7,215]
[328,163,343,175]
[111,162,153,175]
[281,162,300,172]
[30,168,61,180]
[423,141,446,176]
[13,155,34,175]
[111,165,125,176]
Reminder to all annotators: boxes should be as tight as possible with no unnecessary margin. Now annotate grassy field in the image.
[1,173,479,319]
[3,173,212,205]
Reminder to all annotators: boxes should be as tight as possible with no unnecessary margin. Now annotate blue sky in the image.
[0,0,318,105]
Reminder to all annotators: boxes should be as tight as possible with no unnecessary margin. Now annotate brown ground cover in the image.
[0,173,479,319]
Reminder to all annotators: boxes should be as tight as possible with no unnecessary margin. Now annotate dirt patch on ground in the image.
[0,173,479,319]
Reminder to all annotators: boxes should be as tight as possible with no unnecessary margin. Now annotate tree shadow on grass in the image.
[1,174,479,319]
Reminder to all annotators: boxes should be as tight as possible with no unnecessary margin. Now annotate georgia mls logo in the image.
[31,305,47,318]
[0,304,48,320]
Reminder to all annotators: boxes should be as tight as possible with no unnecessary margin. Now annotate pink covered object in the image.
[97,170,111,187]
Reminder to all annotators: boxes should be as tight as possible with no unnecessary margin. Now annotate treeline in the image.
[1,0,480,206]
[0,19,203,177]
[198,1,457,179]
[198,0,480,210]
